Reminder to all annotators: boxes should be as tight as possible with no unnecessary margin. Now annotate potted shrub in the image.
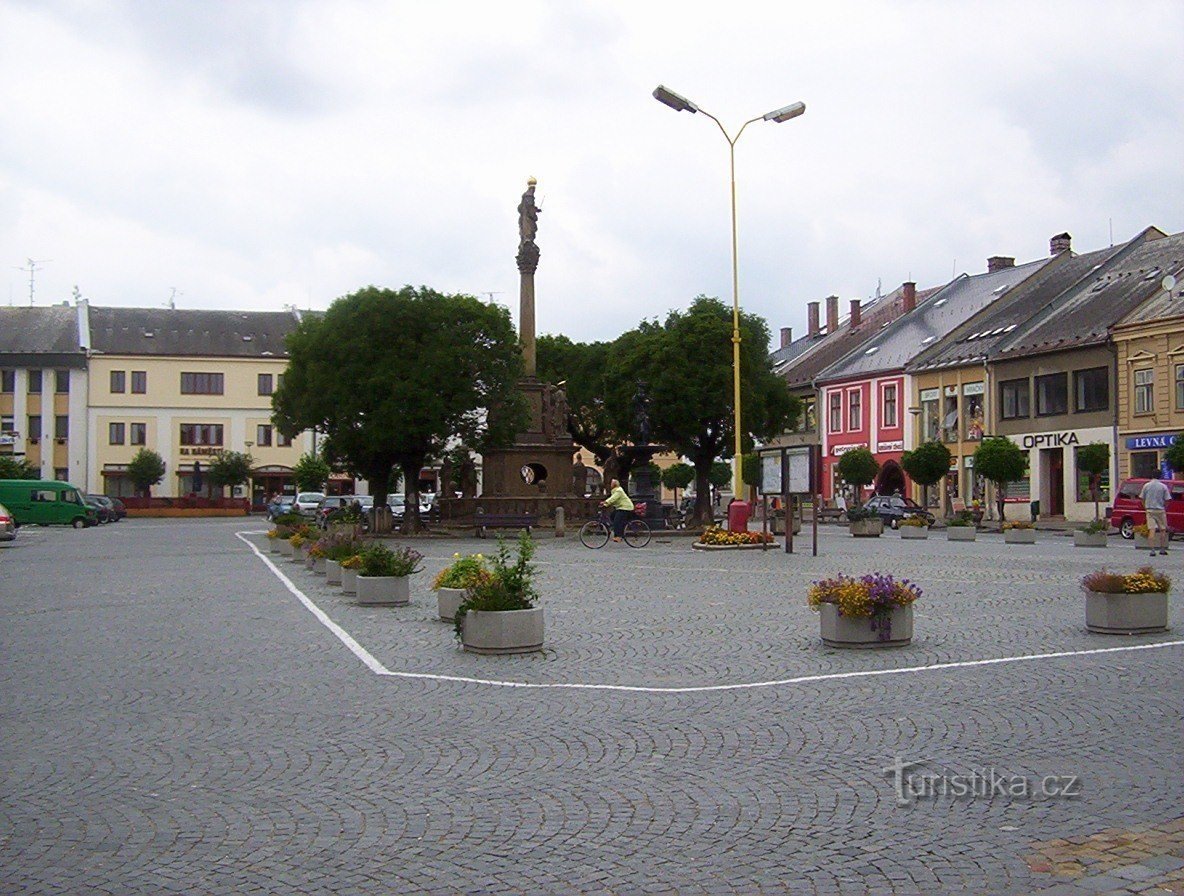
[432,553,492,622]
[846,504,884,537]
[808,573,920,648]
[1074,518,1109,548]
[320,533,362,586]
[1133,524,1151,550]
[1081,567,1170,634]
[1003,520,1036,544]
[455,532,543,654]
[946,511,976,542]
[288,529,312,563]
[266,526,286,554]
[340,553,362,595]
[355,543,424,606]
[898,516,929,540]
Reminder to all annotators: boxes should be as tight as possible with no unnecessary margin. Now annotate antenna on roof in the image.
[1109,217,1113,247]
[480,291,504,304]
[15,258,51,305]
[167,287,182,310]
[875,278,881,299]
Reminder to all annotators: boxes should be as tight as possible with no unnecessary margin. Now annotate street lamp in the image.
[652,84,806,500]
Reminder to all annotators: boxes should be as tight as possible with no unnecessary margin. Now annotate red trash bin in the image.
[727,498,750,532]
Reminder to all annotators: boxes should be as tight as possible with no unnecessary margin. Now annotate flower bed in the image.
[695,526,775,548]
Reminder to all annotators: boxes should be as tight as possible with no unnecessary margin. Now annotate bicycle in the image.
[579,503,652,548]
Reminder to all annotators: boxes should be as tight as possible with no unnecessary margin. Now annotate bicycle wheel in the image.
[623,519,651,548]
[579,520,611,549]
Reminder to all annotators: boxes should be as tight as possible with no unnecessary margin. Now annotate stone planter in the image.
[279,539,293,557]
[849,519,884,538]
[356,574,410,606]
[819,603,913,648]
[289,543,307,562]
[1135,535,1150,549]
[1074,531,1108,548]
[325,559,343,585]
[1004,528,1036,544]
[899,526,928,540]
[267,536,282,554]
[462,607,544,654]
[1085,590,1169,634]
[304,549,316,570]
[947,527,976,542]
[313,557,327,574]
[341,567,358,595]
[436,587,466,623]
[771,512,802,536]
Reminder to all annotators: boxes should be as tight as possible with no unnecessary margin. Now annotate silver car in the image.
[0,502,15,541]
[294,492,326,517]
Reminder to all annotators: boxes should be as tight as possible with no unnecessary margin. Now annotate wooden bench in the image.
[474,511,538,538]
[816,506,846,524]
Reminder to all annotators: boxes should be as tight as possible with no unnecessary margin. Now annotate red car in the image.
[1107,478,1184,539]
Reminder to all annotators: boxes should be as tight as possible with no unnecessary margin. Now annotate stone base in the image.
[1074,531,1108,548]
[819,603,913,648]
[1085,591,1169,634]
[900,527,928,539]
[1005,529,1036,544]
[437,587,466,622]
[462,607,544,654]
[947,527,976,541]
[356,575,411,606]
[849,519,884,537]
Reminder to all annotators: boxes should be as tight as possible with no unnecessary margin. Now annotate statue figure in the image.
[517,177,541,245]
[632,381,652,445]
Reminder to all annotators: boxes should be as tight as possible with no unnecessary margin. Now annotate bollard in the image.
[554,506,565,538]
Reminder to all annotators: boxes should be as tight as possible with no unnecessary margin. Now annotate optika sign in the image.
[1022,432,1080,449]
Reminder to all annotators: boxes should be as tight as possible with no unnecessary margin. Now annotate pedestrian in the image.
[1139,470,1171,557]
[600,478,635,543]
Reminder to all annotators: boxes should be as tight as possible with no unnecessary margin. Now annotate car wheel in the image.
[1119,518,1134,539]
[72,517,86,529]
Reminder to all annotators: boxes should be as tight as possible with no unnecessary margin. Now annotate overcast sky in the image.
[3,1,1182,348]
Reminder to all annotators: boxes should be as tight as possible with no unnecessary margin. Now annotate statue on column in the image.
[516,178,541,273]
[632,381,652,445]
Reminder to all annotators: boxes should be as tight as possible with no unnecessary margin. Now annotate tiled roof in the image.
[817,259,1050,384]
[0,306,86,366]
[88,307,300,358]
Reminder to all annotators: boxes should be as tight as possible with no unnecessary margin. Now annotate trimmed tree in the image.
[1162,433,1184,473]
[0,456,39,479]
[901,441,952,512]
[741,452,761,503]
[836,447,879,504]
[292,452,330,493]
[661,462,695,508]
[209,450,254,499]
[973,436,1027,525]
[127,448,166,497]
[1076,442,1110,520]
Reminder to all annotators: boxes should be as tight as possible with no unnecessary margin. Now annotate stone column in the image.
[517,249,538,377]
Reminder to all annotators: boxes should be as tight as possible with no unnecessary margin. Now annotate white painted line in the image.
[239,531,1184,694]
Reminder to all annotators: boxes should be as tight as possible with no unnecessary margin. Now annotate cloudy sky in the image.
[2,1,1182,347]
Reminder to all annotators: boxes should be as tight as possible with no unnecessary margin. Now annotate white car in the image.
[294,492,326,516]
[0,502,15,541]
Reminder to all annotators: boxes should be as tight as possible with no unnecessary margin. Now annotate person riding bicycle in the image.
[600,478,634,543]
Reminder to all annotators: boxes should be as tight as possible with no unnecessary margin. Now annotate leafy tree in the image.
[708,460,733,488]
[741,452,762,502]
[127,448,166,497]
[1076,442,1110,520]
[1162,433,1184,473]
[273,286,526,533]
[209,451,255,497]
[604,296,799,524]
[661,461,695,506]
[292,452,330,492]
[901,441,952,510]
[0,456,39,479]
[973,436,1027,524]
[836,447,879,503]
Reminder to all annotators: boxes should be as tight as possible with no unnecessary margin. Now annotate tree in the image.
[708,460,733,489]
[127,448,166,497]
[209,451,254,498]
[0,456,39,479]
[901,441,952,511]
[292,452,330,493]
[836,448,879,503]
[661,462,695,507]
[1162,433,1184,473]
[604,297,799,525]
[1076,442,1110,520]
[741,452,761,502]
[973,436,1027,525]
[273,286,526,534]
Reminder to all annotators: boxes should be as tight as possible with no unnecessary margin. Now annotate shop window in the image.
[1073,367,1108,413]
[920,389,940,441]
[942,391,958,442]
[882,384,897,428]
[108,422,125,445]
[963,385,984,441]
[1074,446,1110,502]
[828,393,842,433]
[1035,373,1068,416]
[1134,369,1154,414]
[130,423,146,446]
[847,390,861,431]
[1131,451,1161,478]
[1000,378,1029,419]
[131,371,147,394]
[110,370,126,393]
[1175,364,1184,411]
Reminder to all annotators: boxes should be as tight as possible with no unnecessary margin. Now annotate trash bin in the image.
[1030,500,1040,522]
[727,499,750,532]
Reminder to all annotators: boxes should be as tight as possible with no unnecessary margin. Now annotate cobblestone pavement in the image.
[2,518,1181,895]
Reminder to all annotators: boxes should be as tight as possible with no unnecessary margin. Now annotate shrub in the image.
[1081,567,1169,594]
[899,516,928,528]
[357,543,424,578]
[946,511,973,527]
[1083,518,1108,535]
[1133,524,1151,538]
[454,533,538,637]
[845,504,876,522]
[432,553,492,591]
[1002,521,1034,530]
[340,554,363,570]
[319,533,364,563]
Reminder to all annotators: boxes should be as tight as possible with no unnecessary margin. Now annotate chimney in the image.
[902,281,917,313]
[987,256,1015,273]
[825,295,839,334]
[780,326,793,348]
[849,299,862,328]
[1050,232,1072,255]
[807,301,820,337]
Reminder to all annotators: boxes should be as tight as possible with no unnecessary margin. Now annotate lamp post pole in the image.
[652,86,805,501]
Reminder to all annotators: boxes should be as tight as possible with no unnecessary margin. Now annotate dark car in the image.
[108,497,127,520]
[83,496,112,524]
[863,494,935,529]
[316,495,353,529]
[87,495,124,522]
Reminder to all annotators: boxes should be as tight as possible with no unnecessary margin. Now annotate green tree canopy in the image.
[1162,434,1184,472]
[0,456,39,479]
[661,462,695,492]
[127,448,166,497]
[1077,441,1110,518]
[901,441,952,509]
[273,286,526,533]
[292,452,330,493]
[708,460,733,489]
[973,436,1027,523]
[836,447,879,501]
[209,451,255,496]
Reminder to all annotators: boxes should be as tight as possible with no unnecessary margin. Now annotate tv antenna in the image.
[480,291,504,304]
[15,258,51,305]
[167,287,182,310]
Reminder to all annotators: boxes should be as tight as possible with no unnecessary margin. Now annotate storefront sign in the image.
[1021,432,1080,449]
[962,382,984,396]
[1126,434,1177,450]
[180,447,225,457]
[832,442,867,456]
[877,440,904,452]
[920,388,939,401]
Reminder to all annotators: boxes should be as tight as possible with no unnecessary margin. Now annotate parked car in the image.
[1107,477,1184,538]
[266,495,296,521]
[0,479,96,528]
[294,492,326,517]
[87,494,124,522]
[316,495,352,529]
[108,497,127,520]
[84,496,113,524]
[0,502,15,541]
[862,494,935,529]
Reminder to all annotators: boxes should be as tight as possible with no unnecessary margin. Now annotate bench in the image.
[474,512,538,538]
[816,506,846,524]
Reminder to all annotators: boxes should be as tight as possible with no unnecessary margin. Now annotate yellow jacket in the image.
[603,486,634,511]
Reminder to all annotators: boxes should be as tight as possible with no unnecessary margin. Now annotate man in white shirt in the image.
[1139,470,1171,556]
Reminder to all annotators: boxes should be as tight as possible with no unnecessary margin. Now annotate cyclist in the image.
[600,478,634,543]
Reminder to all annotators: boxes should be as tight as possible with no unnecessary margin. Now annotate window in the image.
[110,370,126,393]
[32,488,57,502]
[256,424,273,447]
[130,423,146,446]
[942,390,958,442]
[55,470,70,484]
[882,384,898,428]
[829,393,842,433]
[1176,365,1184,411]
[1,415,13,434]
[179,423,224,446]
[1075,446,1110,503]
[1131,450,1159,478]
[1073,367,1108,413]
[1,369,13,392]
[277,430,292,448]
[54,369,69,394]
[109,422,125,445]
[28,415,41,440]
[28,370,42,394]
[180,372,224,395]
[1035,373,1068,416]
[848,390,862,431]
[55,415,68,440]
[258,373,274,396]
[1134,368,1154,414]
[804,399,816,432]
[963,384,985,441]
[1000,378,1030,420]
[131,370,147,394]
[277,373,285,390]
[920,389,940,441]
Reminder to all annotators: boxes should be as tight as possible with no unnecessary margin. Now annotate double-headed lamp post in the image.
[653,85,805,501]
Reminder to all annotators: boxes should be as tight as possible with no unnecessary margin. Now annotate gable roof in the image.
[0,306,87,367]
[88,307,300,358]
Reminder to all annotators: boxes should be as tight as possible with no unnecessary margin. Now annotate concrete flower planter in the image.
[819,603,913,648]
[267,536,282,554]
[325,559,343,585]
[279,539,293,557]
[947,527,976,542]
[356,574,411,606]
[1085,591,1169,634]
[1073,531,1108,548]
[304,549,316,570]
[462,607,544,654]
[436,587,466,623]
[1004,528,1036,544]
[1135,535,1150,549]
[313,557,326,574]
[899,526,928,540]
[341,567,358,595]
[849,519,884,538]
